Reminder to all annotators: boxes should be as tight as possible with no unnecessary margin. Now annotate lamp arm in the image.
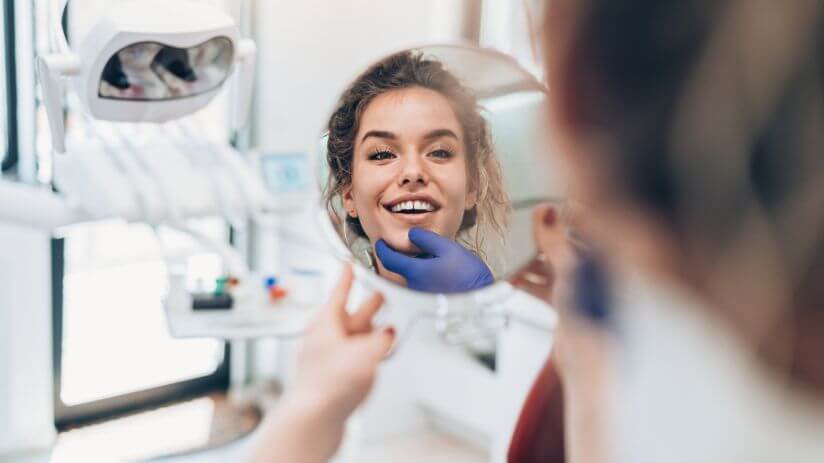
[231,38,257,132]
[0,180,85,230]
[51,0,71,54]
[36,54,80,155]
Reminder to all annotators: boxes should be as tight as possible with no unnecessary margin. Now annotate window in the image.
[52,220,231,427]
[1,0,15,173]
[29,0,241,428]
[480,0,546,81]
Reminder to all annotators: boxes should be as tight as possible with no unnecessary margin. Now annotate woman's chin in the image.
[377,233,421,255]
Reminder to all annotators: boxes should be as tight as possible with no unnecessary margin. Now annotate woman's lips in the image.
[380,195,442,226]
[388,210,435,225]
[382,195,442,210]
[388,200,436,213]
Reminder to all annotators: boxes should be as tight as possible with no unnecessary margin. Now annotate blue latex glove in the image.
[375,227,495,294]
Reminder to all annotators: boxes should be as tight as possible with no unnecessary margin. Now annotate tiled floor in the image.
[6,405,487,463]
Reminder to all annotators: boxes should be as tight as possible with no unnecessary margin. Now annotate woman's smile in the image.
[381,194,442,225]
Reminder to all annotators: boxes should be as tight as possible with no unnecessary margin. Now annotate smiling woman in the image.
[324,51,511,290]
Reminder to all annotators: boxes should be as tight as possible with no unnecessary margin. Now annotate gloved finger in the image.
[347,292,385,334]
[375,239,423,276]
[408,227,454,257]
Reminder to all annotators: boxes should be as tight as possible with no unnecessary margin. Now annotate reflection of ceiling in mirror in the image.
[482,91,561,204]
[416,46,544,99]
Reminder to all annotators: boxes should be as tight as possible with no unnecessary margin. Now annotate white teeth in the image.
[390,200,435,212]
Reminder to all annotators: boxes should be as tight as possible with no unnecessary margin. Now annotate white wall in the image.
[251,0,472,154]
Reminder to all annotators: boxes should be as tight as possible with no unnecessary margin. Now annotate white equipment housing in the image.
[37,0,256,153]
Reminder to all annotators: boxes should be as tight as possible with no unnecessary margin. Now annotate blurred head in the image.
[538,0,824,390]
[326,51,509,268]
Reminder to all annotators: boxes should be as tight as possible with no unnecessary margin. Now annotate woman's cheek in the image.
[443,169,472,235]
[354,172,399,246]
[355,198,382,241]
[353,166,380,213]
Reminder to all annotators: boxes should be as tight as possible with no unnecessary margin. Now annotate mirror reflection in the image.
[99,37,234,101]
[319,47,559,294]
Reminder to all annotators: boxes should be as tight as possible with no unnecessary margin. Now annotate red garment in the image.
[507,357,566,463]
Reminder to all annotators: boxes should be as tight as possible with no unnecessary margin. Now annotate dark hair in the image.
[551,0,824,388]
[325,50,510,260]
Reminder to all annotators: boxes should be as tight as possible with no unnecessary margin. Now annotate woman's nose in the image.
[399,154,429,186]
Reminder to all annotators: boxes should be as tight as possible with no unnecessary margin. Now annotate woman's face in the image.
[343,86,477,255]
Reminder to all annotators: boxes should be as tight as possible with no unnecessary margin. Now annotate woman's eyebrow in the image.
[360,128,459,144]
[361,130,396,143]
[423,129,459,141]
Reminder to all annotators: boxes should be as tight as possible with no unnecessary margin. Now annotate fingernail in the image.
[543,207,557,226]
[384,326,396,337]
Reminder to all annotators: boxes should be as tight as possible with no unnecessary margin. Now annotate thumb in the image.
[375,239,421,276]
[358,326,396,360]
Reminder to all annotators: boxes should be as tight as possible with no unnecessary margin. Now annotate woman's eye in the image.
[428,149,454,159]
[368,150,396,161]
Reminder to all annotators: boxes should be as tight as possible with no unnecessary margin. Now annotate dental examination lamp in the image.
[26,0,301,338]
[38,0,256,154]
[0,1,264,455]
[31,0,330,341]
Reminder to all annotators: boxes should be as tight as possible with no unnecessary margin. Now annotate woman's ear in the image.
[342,186,358,217]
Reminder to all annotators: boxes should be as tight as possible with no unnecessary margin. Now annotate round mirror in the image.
[313,44,561,303]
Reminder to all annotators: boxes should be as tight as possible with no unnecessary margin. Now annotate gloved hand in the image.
[375,227,495,294]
